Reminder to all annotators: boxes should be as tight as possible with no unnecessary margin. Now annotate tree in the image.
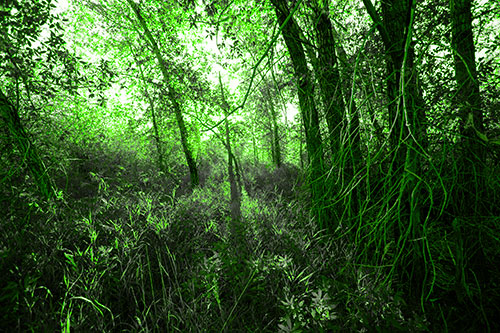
[448,0,492,319]
[213,74,247,256]
[126,0,199,187]
[128,42,166,175]
[449,0,486,215]
[312,0,346,158]
[311,0,362,218]
[270,0,332,230]
[257,79,282,168]
[362,0,428,305]
[0,0,70,199]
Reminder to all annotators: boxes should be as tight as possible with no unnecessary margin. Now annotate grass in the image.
[1,142,499,332]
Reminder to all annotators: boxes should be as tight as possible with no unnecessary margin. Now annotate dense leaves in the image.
[1,0,499,331]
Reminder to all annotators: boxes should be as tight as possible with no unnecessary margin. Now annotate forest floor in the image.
[0,145,469,332]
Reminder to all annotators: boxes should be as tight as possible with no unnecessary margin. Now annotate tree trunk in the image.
[127,0,199,187]
[330,25,363,173]
[314,3,362,219]
[263,87,282,168]
[271,104,282,168]
[252,121,258,164]
[220,84,244,253]
[130,44,165,173]
[450,0,485,215]
[363,0,426,305]
[449,0,490,318]
[314,6,345,157]
[225,115,242,226]
[271,0,332,230]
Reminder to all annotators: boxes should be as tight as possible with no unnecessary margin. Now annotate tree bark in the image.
[263,86,282,168]
[449,0,490,316]
[314,2,362,218]
[363,0,426,305]
[450,0,485,215]
[251,121,258,164]
[271,0,332,230]
[314,6,345,157]
[225,113,242,226]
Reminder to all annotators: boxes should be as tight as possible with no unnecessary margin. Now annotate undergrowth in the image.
[0,146,430,332]
[1,141,498,332]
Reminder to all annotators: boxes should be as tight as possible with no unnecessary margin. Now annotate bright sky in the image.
[53,0,69,15]
[50,0,298,124]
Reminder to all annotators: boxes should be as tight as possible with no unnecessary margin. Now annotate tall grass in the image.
[2,137,499,331]
[1,149,431,332]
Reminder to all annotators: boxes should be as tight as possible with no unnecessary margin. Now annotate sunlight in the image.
[53,0,69,15]
[3,0,500,331]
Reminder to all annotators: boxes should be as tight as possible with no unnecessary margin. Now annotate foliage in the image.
[1,0,500,331]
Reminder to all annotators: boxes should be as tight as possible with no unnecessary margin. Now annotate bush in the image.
[244,162,302,200]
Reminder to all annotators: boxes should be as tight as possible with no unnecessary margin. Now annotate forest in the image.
[1,0,499,331]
